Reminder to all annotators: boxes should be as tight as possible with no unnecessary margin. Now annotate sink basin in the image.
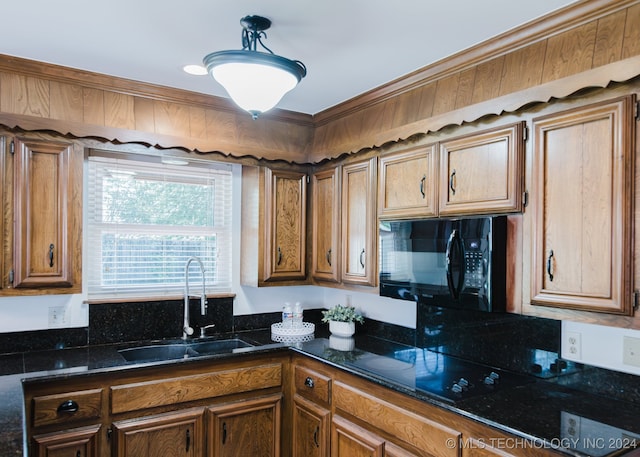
[119,344,199,362]
[118,338,255,362]
[189,338,254,354]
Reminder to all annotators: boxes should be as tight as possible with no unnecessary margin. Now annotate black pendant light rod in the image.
[241,15,275,54]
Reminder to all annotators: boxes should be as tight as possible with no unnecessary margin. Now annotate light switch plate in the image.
[623,336,640,367]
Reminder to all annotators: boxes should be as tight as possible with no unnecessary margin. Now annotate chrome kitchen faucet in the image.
[183,256,208,339]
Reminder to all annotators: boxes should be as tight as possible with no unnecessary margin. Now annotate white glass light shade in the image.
[204,50,306,119]
[211,62,298,116]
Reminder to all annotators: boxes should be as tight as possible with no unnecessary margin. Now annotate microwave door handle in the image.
[446,229,464,299]
[446,229,456,298]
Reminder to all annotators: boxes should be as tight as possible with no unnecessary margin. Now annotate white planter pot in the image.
[329,320,355,337]
[329,335,355,351]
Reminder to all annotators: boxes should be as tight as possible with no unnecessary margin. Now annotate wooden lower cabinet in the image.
[207,394,281,457]
[293,394,330,457]
[332,415,384,457]
[32,424,101,457]
[112,408,204,457]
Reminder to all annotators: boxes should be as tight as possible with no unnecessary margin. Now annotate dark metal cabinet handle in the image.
[313,426,320,447]
[48,243,55,267]
[57,399,79,414]
[547,250,554,282]
[304,376,315,388]
[186,429,190,452]
[76,451,81,457]
[222,422,227,444]
[277,246,282,265]
[326,248,332,266]
[359,248,365,268]
[449,169,456,195]
[419,174,426,198]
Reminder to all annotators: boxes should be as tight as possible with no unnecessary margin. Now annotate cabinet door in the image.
[112,408,204,457]
[293,395,330,457]
[264,168,307,282]
[12,137,79,289]
[311,167,341,282]
[32,424,100,457]
[207,394,281,457]
[378,144,438,219]
[331,415,384,457]
[531,96,634,314]
[341,158,377,286]
[439,123,524,216]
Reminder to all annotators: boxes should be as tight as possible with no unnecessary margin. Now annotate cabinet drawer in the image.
[294,365,331,405]
[32,388,103,428]
[111,363,282,414]
[334,381,460,457]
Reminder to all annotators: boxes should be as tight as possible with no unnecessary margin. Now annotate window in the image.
[86,152,232,299]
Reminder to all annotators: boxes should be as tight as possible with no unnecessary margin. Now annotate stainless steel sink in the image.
[189,338,254,354]
[118,339,255,362]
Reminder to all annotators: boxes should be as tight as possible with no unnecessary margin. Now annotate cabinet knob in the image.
[57,399,79,415]
[304,376,315,388]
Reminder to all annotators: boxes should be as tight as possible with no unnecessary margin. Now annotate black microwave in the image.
[379,216,507,312]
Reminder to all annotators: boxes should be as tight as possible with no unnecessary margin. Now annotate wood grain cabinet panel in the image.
[378,144,438,219]
[32,388,102,428]
[241,166,307,286]
[294,365,331,405]
[341,158,377,286]
[331,415,384,457]
[112,408,204,457]
[293,394,330,457]
[333,381,460,457]
[32,424,101,457]
[311,167,341,282]
[12,137,81,289]
[110,363,282,414]
[207,394,281,457]
[439,122,524,216]
[530,96,635,314]
[266,168,307,281]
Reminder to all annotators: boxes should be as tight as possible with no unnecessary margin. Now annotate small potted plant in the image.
[321,304,364,337]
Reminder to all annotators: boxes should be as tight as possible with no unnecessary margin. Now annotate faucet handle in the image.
[184,326,194,337]
[200,324,216,338]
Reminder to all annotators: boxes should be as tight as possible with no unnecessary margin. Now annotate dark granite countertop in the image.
[2,332,639,457]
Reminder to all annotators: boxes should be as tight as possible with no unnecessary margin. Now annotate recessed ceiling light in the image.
[183,64,208,76]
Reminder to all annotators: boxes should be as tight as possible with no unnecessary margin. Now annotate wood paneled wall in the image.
[0,1,638,164]
[0,57,314,164]
[310,0,640,162]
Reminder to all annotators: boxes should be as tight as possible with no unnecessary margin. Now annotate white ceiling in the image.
[1,0,577,115]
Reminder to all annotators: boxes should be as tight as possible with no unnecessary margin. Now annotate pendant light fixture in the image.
[203,15,307,119]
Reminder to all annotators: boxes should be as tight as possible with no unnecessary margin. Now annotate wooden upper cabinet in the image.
[530,96,635,314]
[9,136,82,291]
[378,144,438,219]
[265,168,307,281]
[311,167,341,283]
[439,122,524,216]
[241,166,307,286]
[341,158,377,286]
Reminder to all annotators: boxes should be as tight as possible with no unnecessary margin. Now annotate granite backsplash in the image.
[1,297,639,405]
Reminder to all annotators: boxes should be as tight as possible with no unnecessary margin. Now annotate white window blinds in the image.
[86,152,233,299]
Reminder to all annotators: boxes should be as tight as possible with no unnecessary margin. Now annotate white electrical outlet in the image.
[623,336,640,367]
[564,331,582,360]
[48,306,66,327]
